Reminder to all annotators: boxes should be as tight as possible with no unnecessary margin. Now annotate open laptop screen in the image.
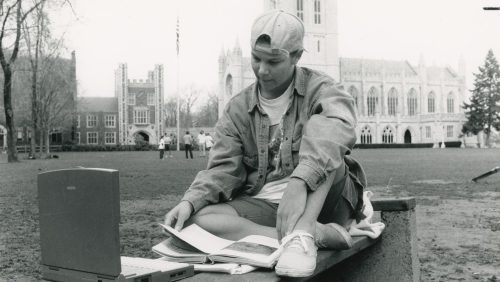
[38,168,121,277]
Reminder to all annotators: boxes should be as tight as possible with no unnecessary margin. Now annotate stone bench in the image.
[182,197,419,282]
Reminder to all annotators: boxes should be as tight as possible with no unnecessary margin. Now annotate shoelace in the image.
[278,231,314,255]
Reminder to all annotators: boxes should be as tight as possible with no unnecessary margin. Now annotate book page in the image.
[159,223,234,254]
[152,238,206,258]
[211,235,280,266]
[193,263,257,275]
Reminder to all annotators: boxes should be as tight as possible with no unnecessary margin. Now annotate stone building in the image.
[74,64,165,145]
[218,0,467,146]
[340,57,466,145]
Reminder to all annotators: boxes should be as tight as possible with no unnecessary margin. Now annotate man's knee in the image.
[191,203,238,220]
[186,203,239,233]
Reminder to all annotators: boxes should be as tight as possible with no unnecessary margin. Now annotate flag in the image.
[176,17,180,56]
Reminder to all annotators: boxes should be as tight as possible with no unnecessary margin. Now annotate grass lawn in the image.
[1,148,499,281]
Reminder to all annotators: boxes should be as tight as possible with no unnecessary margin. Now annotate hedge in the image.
[58,142,464,152]
[354,141,462,149]
[60,143,196,152]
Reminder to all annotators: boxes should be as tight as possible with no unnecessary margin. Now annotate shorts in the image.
[165,144,170,151]
[225,166,360,228]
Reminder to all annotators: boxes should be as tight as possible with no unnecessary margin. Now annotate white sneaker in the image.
[275,231,317,277]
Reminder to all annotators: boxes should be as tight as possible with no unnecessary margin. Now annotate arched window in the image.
[367,87,377,116]
[225,74,233,97]
[387,88,398,116]
[382,126,394,144]
[407,88,417,116]
[296,0,304,20]
[360,126,372,144]
[348,86,359,109]
[428,92,435,113]
[317,40,320,53]
[447,92,454,113]
[314,0,321,24]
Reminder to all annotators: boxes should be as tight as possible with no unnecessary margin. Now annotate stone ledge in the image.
[372,197,416,211]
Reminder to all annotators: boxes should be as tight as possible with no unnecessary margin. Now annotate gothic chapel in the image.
[218,0,467,146]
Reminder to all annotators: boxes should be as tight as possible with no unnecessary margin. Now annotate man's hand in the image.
[164,201,194,231]
[276,178,308,240]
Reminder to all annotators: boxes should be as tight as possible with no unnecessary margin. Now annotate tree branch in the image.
[10,0,46,64]
[0,1,17,67]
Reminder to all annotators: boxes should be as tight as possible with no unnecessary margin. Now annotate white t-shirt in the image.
[158,138,165,150]
[197,134,206,145]
[205,135,214,148]
[252,80,294,204]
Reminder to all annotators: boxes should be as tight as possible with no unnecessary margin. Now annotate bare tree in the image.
[0,0,45,162]
[181,84,200,128]
[164,96,177,127]
[195,90,218,127]
[22,0,72,157]
[37,55,74,155]
[22,0,46,157]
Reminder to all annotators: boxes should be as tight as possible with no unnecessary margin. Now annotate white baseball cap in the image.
[250,10,305,56]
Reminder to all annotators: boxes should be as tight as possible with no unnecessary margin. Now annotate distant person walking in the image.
[183,131,194,159]
[197,130,206,157]
[205,132,214,152]
[171,134,177,151]
[158,135,165,160]
[165,134,173,158]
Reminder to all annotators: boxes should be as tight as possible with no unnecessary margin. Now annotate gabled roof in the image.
[340,58,418,76]
[426,66,458,81]
[77,97,118,113]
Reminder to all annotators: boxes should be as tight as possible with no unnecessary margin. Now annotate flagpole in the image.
[176,15,180,151]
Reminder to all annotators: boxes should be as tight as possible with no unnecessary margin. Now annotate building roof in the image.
[340,57,462,82]
[426,66,458,81]
[77,97,118,113]
[340,58,418,76]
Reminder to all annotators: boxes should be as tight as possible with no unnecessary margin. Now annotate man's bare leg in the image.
[293,164,345,235]
[187,203,277,240]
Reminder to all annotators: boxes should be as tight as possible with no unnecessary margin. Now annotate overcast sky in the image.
[59,0,500,99]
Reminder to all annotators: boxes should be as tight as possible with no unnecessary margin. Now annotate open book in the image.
[152,223,280,268]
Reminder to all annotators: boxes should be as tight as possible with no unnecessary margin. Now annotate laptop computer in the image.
[38,168,194,282]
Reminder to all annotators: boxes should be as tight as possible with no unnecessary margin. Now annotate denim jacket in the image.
[182,67,366,214]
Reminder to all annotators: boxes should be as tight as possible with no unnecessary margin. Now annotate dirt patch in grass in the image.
[415,194,500,281]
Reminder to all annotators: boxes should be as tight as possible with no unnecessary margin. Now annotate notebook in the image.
[38,168,194,282]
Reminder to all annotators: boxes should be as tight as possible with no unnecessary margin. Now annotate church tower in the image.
[263,0,340,81]
[115,64,164,145]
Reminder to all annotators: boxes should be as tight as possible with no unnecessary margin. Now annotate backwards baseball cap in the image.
[250,10,305,56]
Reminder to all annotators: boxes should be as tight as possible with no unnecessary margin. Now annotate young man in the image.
[158,135,165,160]
[165,10,366,277]
[204,132,214,151]
[182,131,194,159]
